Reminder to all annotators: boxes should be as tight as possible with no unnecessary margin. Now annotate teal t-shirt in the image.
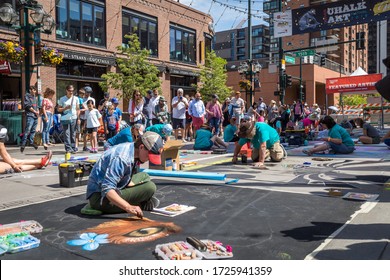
[238,122,280,149]
[146,124,165,138]
[328,124,355,147]
[194,129,213,150]
[107,127,133,146]
[223,124,237,142]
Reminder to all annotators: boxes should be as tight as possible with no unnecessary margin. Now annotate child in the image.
[104,104,119,140]
[194,124,228,151]
[85,100,102,153]
[258,109,265,122]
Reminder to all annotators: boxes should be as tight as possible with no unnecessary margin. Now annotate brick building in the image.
[0,0,213,134]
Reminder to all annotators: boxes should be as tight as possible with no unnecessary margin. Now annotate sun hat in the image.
[141,132,164,165]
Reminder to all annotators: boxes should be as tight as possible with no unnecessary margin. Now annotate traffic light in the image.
[320,55,326,66]
[356,31,365,50]
[286,75,292,87]
[279,71,286,90]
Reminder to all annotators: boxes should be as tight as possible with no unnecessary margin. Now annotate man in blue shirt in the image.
[233,121,285,169]
[83,131,163,217]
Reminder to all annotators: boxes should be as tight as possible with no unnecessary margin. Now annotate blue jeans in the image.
[384,139,390,148]
[144,118,152,128]
[63,119,77,152]
[41,112,53,145]
[21,116,38,146]
[209,117,221,135]
[327,142,355,154]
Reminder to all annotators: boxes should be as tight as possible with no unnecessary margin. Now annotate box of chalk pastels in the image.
[0,232,40,254]
[155,237,233,260]
[0,220,43,236]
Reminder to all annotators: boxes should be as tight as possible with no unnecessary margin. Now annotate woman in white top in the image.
[85,100,102,153]
[128,89,144,125]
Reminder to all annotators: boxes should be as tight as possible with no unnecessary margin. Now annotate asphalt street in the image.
[0,141,389,260]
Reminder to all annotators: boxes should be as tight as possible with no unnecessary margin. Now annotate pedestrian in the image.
[193,123,228,151]
[104,104,120,140]
[206,94,223,135]
[267,100,279,126]
[188,92,206,137]
[111,97,122,123]
[1,125,52,174]
[303,116,355,156]
[230,91,245,125]
[247,102,260,122]
[103,123,145,150]
[75,88,85,152]
[354,118,381,144]
[293,99,304,122]
[58,84,80,153]
[41,87,55,150]
[233,120,286,169]
[79,86,96,152]
[257,97,267,117]
[128,89,144,125]
[150,89,162,125]
[153,96,169,124]
[184,95,193,141]
[143,90,153,128]
[222,97,231,128]
[85,100,102,153]
[81,131,164,216]
[20,85,40,153]
[171,88,188,141]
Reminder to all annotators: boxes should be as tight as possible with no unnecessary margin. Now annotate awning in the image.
[326,73,383,94]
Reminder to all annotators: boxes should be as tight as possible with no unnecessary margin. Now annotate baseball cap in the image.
[159,96,166,102]
[147,90,153,95]
[111,97,119,104]
[163,124,173,136]
[84,86,93,94]
[141,131,164,165]
[0,125,8,143]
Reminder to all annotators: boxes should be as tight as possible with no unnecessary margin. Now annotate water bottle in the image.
[172,160,177,171]
[65,152,71,163]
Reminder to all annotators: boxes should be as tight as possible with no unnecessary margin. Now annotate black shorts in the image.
[87,127,98,134]
[80,119,87,133]
[172,118,185,129]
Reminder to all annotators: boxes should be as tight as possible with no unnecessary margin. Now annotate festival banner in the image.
[326,73,382,94]
[291,0,390,36]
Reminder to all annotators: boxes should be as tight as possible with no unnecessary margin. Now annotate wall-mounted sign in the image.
[60,50,116,66]
[168,67,199,77]
[0,60,11,75]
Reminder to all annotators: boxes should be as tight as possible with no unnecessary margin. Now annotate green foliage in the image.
[337,94,367,106]
[99,34,161,99]
[193,51,232,103]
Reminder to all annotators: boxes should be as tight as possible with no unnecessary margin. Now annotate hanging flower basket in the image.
[239,79,251,91]
[42,47,64,66]
[0,40,26,63]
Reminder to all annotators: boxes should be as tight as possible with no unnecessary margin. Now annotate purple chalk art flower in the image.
[67,232,109,251]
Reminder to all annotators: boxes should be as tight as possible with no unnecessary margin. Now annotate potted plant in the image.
[239,79,251,91]
[41,46,63,66]
[0,40,26,63]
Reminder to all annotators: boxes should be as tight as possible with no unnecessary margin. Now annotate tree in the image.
[337,94,367,106]
[99,34,161,99]
[193,50,232,103]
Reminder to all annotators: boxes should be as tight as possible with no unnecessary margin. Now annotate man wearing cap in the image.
[0,125,52,174]
[146,123,173,141]
[233,120,285,169]
[83,131,163,216]
[188,92,206,137]
[111,97,123,124]
[153,96,169,124]
[79,86,96,152]
[104,123,145,150]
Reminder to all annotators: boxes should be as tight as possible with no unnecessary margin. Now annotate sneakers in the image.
[20,145,25,153]
[80,204,103,215]
[32,143,39,150]
[40,150,53,168]
[83,147,90,152]
[141,196,160,211]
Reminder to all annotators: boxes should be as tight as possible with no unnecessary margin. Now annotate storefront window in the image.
[56,0,106,47]
[170,25,196,64]
[122,10,158,56]
[57,60,107,79]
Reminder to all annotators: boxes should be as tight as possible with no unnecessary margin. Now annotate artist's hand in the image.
[252,162,268,170]
[126,205,143,219]
[12,165,23,173]
[232,155,238,164]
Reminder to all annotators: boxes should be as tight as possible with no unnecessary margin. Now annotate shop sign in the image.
[169,67,199,77]
[0,60,11,75]
[60,50,116,66]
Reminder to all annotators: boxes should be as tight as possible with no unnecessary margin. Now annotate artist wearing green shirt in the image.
[233,121,285,169]
[145,123,173,141]
[303,115,355,156]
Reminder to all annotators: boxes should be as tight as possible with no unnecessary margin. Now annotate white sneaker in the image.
[182,138,187,143]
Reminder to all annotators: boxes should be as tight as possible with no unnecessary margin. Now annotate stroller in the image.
[49,114,64,144]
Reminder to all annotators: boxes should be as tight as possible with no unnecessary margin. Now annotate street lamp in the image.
[0,0,55,95]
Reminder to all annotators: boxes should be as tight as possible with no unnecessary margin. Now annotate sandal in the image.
[302,149,313,156]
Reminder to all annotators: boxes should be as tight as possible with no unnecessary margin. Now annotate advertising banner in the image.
[291,0,390,35]
[273,10,292,38]
[326,73,382,94]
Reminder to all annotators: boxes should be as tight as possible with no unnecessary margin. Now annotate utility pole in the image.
[278,0,285,104]
[247,0,253,107]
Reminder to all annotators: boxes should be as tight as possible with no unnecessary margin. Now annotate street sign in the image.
[294,50,316,57]
[285,55,295,64]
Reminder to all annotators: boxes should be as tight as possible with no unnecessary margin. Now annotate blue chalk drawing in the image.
[67,232,109,251]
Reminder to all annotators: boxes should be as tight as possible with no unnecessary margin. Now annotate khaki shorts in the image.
[252,141,284,162]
